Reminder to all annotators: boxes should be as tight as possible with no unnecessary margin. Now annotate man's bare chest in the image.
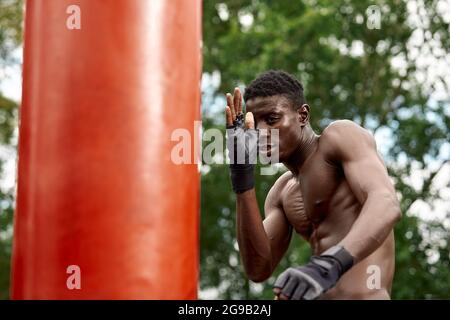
[281,153,343,236]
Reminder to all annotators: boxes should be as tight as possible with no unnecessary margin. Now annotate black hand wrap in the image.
[274,245,354,300]
[319,244,354,274]
[226,113,258,194]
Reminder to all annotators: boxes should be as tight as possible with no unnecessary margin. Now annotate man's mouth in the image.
[259,144,273,152]
[260,144,279,157]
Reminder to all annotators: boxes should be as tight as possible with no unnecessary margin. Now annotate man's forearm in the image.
[339,191,401,263]
[236,189,272,282]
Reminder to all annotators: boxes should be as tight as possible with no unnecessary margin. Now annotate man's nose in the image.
[257,123,271,144]
[256,121,269,131]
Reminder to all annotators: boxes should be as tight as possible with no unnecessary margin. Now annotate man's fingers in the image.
[226,88,243,122]
[226,93,236,120]
[291,282,308,300]
[274,271,289,289]
[225,106,233,127]
[245,112,255,129]
[281,279,299,300]
[234,87,242,115]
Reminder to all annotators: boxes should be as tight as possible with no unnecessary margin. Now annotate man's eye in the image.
[267,117,279,124]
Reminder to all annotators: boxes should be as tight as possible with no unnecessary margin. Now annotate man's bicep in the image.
[263,206,292,271]
[342,153,395,203]
[326,121,396,202]
[263,185,292,271]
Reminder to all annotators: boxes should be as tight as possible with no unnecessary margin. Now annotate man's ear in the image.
[297,104,310,126]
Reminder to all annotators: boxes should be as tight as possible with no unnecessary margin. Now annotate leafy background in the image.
[0,0,449,299]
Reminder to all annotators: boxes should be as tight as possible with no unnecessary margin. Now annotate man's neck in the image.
[283,125,319,176]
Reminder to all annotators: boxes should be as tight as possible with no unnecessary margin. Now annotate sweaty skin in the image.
[225,88,401,300]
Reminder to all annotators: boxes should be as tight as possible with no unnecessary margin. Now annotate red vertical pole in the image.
[11,0,201,299]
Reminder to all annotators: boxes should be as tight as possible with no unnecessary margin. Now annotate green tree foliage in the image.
[201,0,450,299]
[0,0,22,300]
[0,0,22,65]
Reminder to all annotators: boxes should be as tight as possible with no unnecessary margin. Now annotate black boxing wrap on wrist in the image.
[229,164,254,193]
[226,113,258,194]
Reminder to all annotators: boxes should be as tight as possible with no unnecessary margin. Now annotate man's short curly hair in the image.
[243,70,306,110]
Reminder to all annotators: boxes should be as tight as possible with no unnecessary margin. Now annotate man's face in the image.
[245,95,306,163]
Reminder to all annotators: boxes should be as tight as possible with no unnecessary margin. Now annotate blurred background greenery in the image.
[0,0,22,300]
[1,0,449,299]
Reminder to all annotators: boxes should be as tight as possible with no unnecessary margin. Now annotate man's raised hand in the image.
[225,87,258,193]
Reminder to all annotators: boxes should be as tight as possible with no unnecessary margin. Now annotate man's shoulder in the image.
[273,171,296,188]
[322,119,368,137]
[265,171,296,207]
[320,119,376,154]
